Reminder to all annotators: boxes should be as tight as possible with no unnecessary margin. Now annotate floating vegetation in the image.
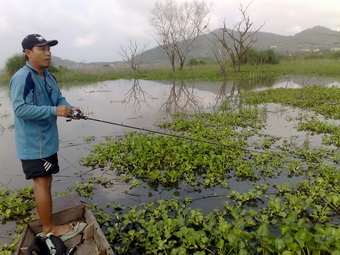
[241,85,340,120]
[1,85,339,254]
[78,86,339,254]
[0,186,35,254]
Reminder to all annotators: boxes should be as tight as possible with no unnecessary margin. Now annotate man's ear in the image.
[24,49,32,58]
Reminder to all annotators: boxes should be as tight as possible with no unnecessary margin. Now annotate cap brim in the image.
[36,40,58,47]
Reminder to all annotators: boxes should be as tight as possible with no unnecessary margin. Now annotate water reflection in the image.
[126,79,264,117]
[122,79,153,110]
[162,80,203,117]
[234,77,277,91]
[214,80,241,109]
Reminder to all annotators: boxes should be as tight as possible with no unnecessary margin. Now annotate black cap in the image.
[21,34,58,51]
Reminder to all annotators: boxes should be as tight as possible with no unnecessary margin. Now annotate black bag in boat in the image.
[28,233,67,255]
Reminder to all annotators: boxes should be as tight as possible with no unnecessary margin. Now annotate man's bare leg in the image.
[33,175,73,236]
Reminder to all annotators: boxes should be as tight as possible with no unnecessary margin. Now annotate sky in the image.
[0,0,339,69]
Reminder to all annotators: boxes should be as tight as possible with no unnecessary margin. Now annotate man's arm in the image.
[10,75,56,120]
[11,74,76,119]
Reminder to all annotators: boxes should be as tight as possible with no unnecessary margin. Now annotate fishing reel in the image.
[66,110,88,122]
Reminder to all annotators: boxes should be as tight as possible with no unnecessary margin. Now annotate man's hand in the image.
[71,107,83,119]
[56,105,72,117]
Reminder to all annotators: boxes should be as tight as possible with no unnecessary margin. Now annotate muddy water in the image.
[0,76,339,245]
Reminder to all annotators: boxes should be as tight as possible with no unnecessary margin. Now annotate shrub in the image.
[5,54,26,76]
[331,51,340,59]
[245,48,280,65]
[5,54,62,76]
[187,58,207,66]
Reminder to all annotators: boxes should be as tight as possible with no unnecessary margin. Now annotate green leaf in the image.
[282,251,294,255]
[218,221,232,233]
[257,223,270,237]
[275,238,286,250]
[294,230,308,247]
[216,239,224,249]
[193,251,206,255]
[227,232,239,244]
[239,249,248,255]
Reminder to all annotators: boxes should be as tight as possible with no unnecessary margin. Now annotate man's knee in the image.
[33,175,53,189]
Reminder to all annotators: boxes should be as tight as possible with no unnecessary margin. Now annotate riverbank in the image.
[1,54,340,87]
[54,57,340,84]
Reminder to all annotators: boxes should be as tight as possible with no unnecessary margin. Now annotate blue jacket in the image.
[10,62,73,160]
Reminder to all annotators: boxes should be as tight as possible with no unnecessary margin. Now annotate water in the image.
[1,76,339,191]
[0,76,339,245]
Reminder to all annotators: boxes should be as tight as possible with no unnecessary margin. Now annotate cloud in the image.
[73,33,99,47]
[286,25,304,35]
[1,0,340,68]
[0,16,10,36]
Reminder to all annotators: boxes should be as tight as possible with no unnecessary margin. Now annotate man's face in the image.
[26,44,52,70]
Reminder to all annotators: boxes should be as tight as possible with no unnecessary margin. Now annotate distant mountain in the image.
[51,56,121,68]
[142,26,340,64]
[254,26,339,54]
[52,56,79,67]
[53,26,340,67]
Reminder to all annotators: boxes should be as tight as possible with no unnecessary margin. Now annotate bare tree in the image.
[211,1,264,72]
[174,0,211,70]
[149,0,211,71]
[225,2,264,71]
[115,38,149,75]
[211,41,228,79]
[149,0,178,72]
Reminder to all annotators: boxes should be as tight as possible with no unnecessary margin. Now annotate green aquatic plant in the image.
[2,84,340,254]
[0,186,35,253]
[297,119,340,148]
[241,85,340,120]
[78,85,339,254]
[80,105,275,189]
[93,193,339,254]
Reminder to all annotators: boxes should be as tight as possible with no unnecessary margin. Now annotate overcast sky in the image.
[0,0,339,68]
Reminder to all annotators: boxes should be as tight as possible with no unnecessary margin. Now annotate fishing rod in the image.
[67,110,227,147]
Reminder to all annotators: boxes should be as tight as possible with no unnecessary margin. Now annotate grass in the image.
[54,57,340,85]
[1,54,339,87]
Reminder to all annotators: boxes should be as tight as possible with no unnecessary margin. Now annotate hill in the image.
[53,26,340,67]
[51,56,121,68]
[142,26,340,64]
[52,56,79,67]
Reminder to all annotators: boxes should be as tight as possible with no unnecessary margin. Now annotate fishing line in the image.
[67,111,228,147]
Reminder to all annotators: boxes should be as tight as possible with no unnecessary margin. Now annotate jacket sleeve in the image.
[10,74,55,120]
[49,73,74,109]
[56,87,74,108]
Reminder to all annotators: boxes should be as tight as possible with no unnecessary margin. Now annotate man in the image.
[10,34,80,237]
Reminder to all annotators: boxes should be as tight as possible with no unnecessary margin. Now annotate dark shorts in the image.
[21,153,60,180]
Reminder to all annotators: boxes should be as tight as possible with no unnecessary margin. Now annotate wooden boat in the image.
[15,194,114,255]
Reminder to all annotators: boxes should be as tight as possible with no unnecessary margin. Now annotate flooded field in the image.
[0,76,339,247]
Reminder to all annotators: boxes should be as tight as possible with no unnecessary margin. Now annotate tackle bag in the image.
[28,233,67,255]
